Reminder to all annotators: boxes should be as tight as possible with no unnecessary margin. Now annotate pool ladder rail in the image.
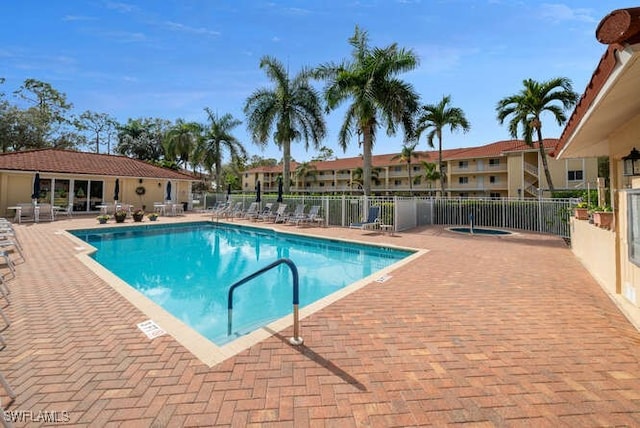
[227,258,303,346]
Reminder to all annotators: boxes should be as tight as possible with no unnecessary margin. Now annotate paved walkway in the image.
[1,215,639,427]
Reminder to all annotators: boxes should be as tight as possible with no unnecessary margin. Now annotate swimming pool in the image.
[71,222,414,346]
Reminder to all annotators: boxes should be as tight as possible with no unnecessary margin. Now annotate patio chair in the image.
[241,202,260,219]
[17,203,35,223]
[294,205,321,227]
[55,203,73,219]
[255,203,274,221]
[350,205,380,231]
[228,202,244,218]
[0,251,15,280]
[285,204,306,225]
[37,203,55,222]
[266,203,287,223]
[0,238,24,263]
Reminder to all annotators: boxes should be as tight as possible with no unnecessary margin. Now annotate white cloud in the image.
[538,3,596,23]
[104,1,137,14]
[62,15,97,22]
[163,21,221,37]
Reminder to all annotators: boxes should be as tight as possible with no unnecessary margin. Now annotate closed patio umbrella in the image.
[166,181,172,201]
[114,178,120,202]
[255,180,261,203]
[31,172,40,201]
[276,177,283,203]
[226,183,231,202]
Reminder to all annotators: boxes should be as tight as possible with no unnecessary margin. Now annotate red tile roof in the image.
[0,149,194,180]
[555,7,640,154]
[245,139,558,173]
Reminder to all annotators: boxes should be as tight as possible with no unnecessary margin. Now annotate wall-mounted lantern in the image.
[623,147,640,176]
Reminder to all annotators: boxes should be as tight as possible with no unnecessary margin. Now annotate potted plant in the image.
[96,214,110,224]
[147,212,159,222]
[592,205,614,229]
[114,209,128,223]
[132,209,145,222]
[573,202,590,220]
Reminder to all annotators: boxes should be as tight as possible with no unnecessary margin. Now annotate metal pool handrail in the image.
[227,258,303,345]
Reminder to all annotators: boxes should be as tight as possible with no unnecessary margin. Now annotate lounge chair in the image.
[255,203,273,221]
[270,204,288,223]
[242,202,260,219]
[350,205,380,230]
[285,204,306,225]
[294,205,321,227]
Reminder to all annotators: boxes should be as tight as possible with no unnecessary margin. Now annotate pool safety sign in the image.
[137,320,166,339]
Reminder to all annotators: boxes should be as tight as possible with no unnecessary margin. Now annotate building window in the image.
[394,166,402,172]
[489,176,498,183]
[628,191,640,266]
[319,182,325,187]
[244,173,248,178]
[568,170,583,181]
[490,192,501,198]
[413,166,420,172]
[458,161,468,169]
[489,158,500,166]
[394,180,402,186]
[458,177,468,184]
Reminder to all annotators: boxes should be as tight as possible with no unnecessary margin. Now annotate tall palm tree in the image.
[197,108,247,192]
[163,118,201,170]
[391,142,421,194]
[496,77,578,193]
[415,95,470,197]
[419,160,441,193]
[315,26,419,196]
[244,56,326,194]
[294,161,317,192]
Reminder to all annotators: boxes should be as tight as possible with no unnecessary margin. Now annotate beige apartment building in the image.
[243,139,599,198]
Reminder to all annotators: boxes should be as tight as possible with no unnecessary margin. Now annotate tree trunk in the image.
[536,126,554,193]
[437,130,445,197]
[408,162,413,194]
[283,141,291,194]
[362,128,373,196]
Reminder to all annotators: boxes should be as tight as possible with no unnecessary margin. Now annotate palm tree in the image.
[196,108,247,192]
[350,167,380,193]
[415,95,470,197]
[496,77,578,193]
[391,142,421,194]
[419,160,441,194]
[244,56,326,194]
[294,161,317,192]
[315,26,419,196]
[163,119,201,170]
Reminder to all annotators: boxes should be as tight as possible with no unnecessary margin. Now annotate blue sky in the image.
[0,1,631,162]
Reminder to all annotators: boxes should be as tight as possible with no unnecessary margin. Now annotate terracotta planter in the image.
[115,215,126,223]
[574,208,589,220]
[133,214,144,222]
[593,211,613,229]
[98,218,108,224]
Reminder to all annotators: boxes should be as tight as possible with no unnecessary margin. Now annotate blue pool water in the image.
[72,222,413,345]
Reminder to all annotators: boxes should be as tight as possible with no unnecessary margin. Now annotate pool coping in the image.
[62,221,427,367]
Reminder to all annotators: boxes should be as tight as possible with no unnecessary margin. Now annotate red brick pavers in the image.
[1,216,640,427]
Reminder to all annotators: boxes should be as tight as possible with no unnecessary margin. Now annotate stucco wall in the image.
[570,217,617,295]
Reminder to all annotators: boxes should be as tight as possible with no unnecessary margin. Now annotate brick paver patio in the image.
[1,214,639,427]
